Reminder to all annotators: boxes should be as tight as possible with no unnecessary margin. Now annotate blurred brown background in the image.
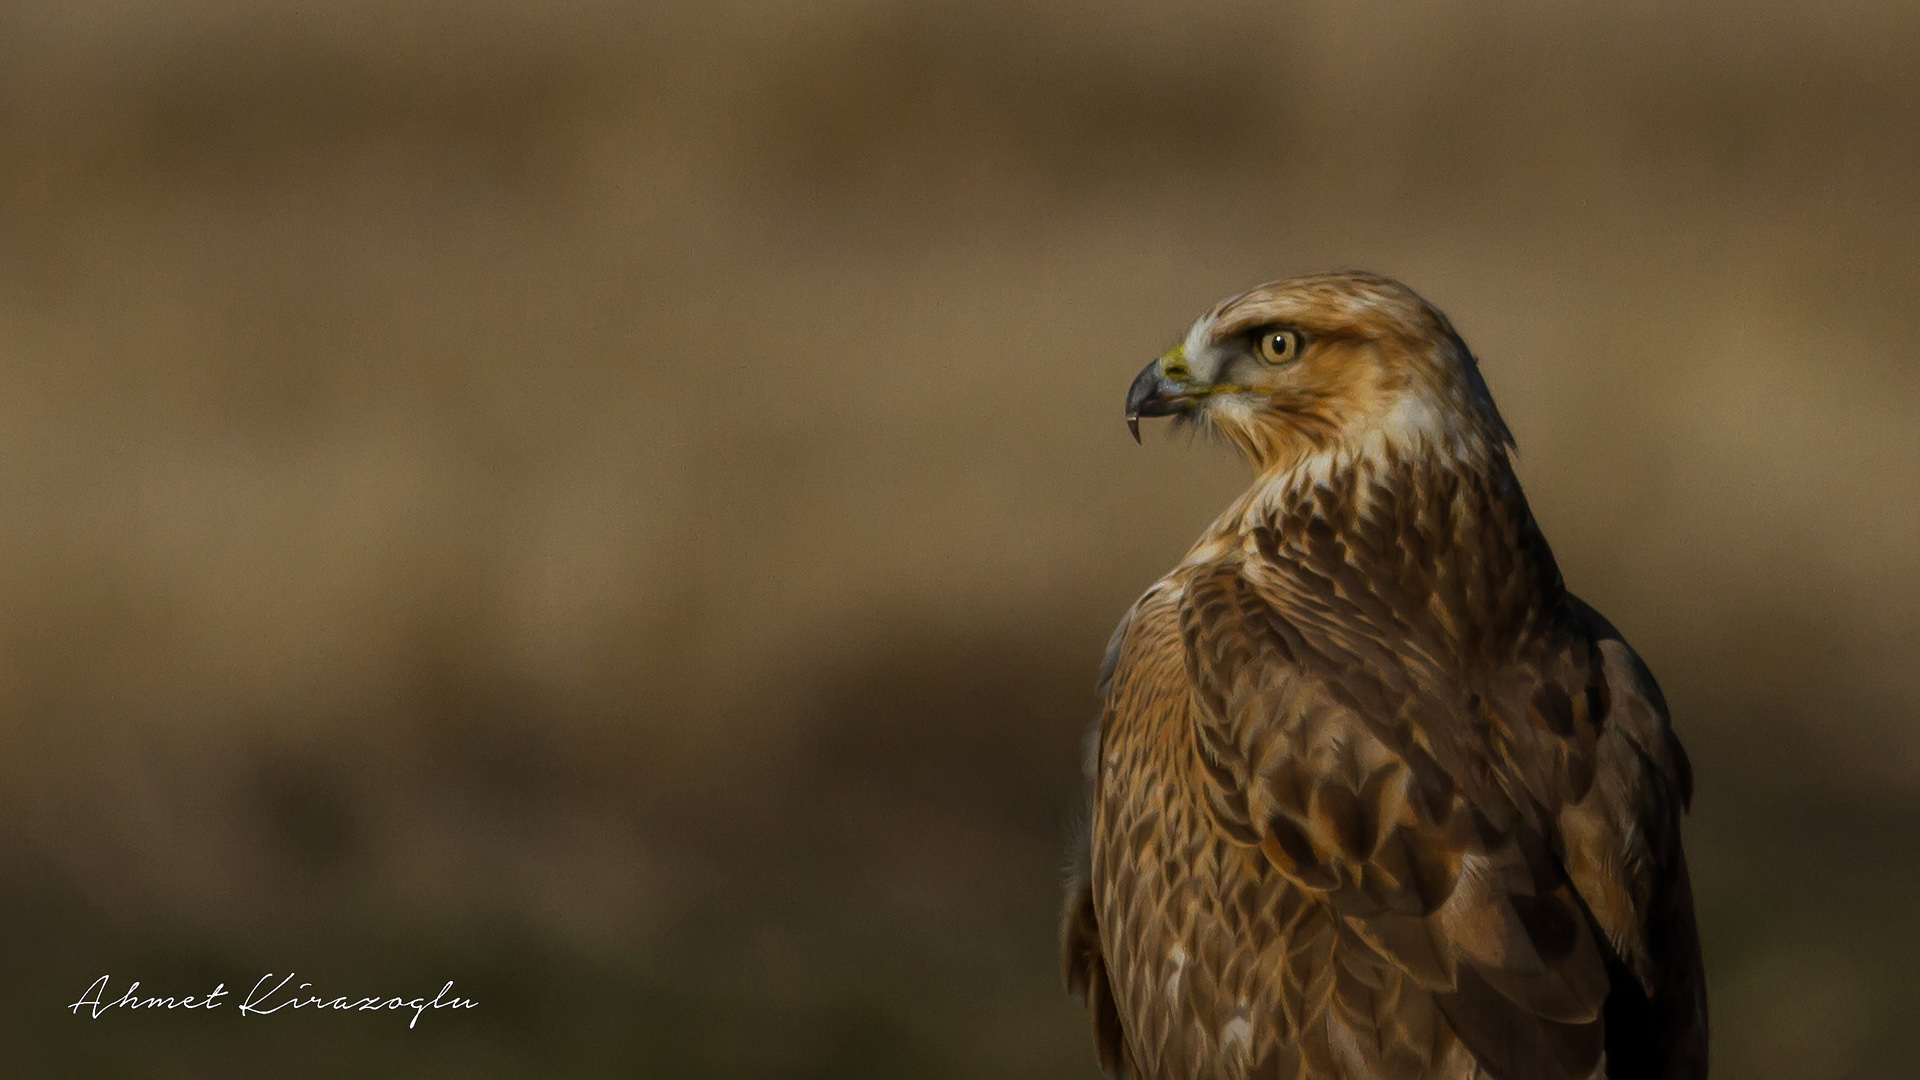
[1,0,1917,1076]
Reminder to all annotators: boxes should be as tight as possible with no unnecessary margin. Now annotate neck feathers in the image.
[1197,435,1563,623]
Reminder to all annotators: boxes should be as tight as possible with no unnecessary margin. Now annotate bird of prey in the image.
[1062,272,1706,1080]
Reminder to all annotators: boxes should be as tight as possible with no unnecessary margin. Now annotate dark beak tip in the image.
[1125,358,1174,445]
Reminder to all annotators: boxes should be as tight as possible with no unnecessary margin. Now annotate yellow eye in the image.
[1258,329,1301,365]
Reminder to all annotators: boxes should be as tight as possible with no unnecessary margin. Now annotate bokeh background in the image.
[2,0,1917,1076]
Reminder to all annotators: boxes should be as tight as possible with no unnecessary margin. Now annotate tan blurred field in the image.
[2,1,1917,1076]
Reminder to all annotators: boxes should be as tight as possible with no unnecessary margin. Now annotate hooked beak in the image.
[1124,357,1193,443]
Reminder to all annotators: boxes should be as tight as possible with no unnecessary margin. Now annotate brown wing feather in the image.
[1157,460,1703,1080]
[1561,598,1709,1080]
[1070,462,1703,1080]
[1178,562,1611,1080]
[1063,863,1138,1080]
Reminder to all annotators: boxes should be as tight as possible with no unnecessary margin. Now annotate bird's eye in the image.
[1257,329,1301,365]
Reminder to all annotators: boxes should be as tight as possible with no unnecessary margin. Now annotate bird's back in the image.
[1065,456,1706,1080]
[1075,580,1501,1080]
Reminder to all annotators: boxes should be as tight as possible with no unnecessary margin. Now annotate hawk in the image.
[1062,273,1706,1080]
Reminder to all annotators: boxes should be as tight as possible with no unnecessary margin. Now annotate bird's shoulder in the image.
[1147,516,1704,1080]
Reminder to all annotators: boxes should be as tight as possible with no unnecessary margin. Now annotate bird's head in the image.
[1126,272,1514,476]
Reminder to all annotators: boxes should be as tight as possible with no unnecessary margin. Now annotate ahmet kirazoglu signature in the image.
[68,973,478,1029]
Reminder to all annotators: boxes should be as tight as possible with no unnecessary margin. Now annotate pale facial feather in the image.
[1171,273,1508,494]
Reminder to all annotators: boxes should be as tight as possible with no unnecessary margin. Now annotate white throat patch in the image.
[1238,388,1473,526]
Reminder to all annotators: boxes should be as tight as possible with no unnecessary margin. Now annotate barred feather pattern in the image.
[1063,445,1706,1080]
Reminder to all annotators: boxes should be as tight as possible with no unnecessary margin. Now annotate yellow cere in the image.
[1158,344,1191,381]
